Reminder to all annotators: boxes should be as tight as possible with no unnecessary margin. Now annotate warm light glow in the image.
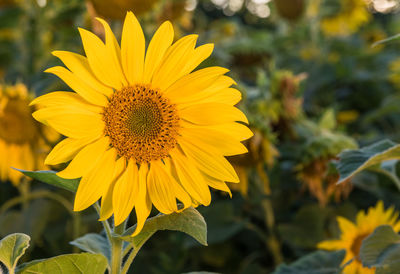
[366,0,400,13]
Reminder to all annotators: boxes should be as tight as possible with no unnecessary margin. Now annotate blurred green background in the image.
[1,0,400,273]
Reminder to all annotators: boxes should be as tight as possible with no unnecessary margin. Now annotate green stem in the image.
[111,222,126,274]
[0,190,73,215]
[256,163,283,266]
[93,202,113,243]
[71,212,81,253]
[16,179,30,209]
[121,246,141,274]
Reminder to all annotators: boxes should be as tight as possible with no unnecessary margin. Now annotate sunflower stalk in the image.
[256,163,283,265]
[110,221,127,274]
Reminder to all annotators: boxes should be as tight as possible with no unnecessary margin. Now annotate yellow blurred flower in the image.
[337,110,359,124]
[32,12,251,235]
[362,27,386,52]
[230,130,278,197]
[321,0,371,37]
[318,201,400,274]
[388,58,400,88]
[0,84,56,185]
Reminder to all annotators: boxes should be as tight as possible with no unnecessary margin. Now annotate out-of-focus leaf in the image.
[360,225,400,273]
[319,109,336,130]
[0,233,30,273]
[195,201,244,246]
[278,205,327,248]
[121,207,207,248]
[336,140,400,184]
[273,250,345,274]
[70,233,110,264]
[16,169,79,192]
[0,200,52,244]
[16,253,108,274]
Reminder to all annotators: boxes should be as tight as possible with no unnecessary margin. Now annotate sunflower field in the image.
[1,0,400,273]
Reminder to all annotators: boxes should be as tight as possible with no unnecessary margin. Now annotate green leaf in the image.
[360,225,400,273]
[16,253,108,274]
[336,140,400,184]
[0,233,30,273]
[273,250,346,274]
[121,207,207,248]
[15,169,79,192]
[70,233,110,264]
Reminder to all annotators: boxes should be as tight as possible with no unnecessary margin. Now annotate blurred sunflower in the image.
[388,58,400,88]
[318,201,400,273]
[32,12,252,235]
[0,83,56,185]
[321,0,370,37]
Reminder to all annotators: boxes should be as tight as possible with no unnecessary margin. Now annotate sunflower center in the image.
[0,98,39,144]
[103,84,180,163]
[350,233,369,262]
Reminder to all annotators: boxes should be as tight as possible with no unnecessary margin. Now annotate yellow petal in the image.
[52,51,113,97]
[113,159,139,226]
[45,66,108,106]
[99,157,126,221]
[96,18,128,88]
[170,149,211,206]
[121,11,145,84]
[181,127,248,156]
[179,139,239,183]
[337,216,356,233]
[180,103,248,125]
[161,158,193,211]
[317,240,345,250]
[143,21,174,83]
[57,137,109,179]
[132,163,152,236]
[45,136,100,165]
[165,67,229,103]
[30,91,103,113]
[74,148,117,211]
[147,160,179,214]
[152,35,198,90]
[183,122,253,141]
[180,43,214,76]
[0,139,9,181]
[32,108,104,139]
[78,28,124,89]
[204,174,232,197]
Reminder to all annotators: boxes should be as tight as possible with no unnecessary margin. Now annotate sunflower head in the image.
[0,83,56,185]
[32,12,252,235]
[318,201,400,273]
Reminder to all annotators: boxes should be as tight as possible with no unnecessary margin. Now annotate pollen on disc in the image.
[102,84,180,163]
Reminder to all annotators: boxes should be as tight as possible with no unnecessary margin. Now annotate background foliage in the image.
[1,0,400,273]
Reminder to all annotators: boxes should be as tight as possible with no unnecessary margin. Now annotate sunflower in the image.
[318,201,400,273]
[321,0,370,37]
[32,12,252,235]
[0,83,56,185]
